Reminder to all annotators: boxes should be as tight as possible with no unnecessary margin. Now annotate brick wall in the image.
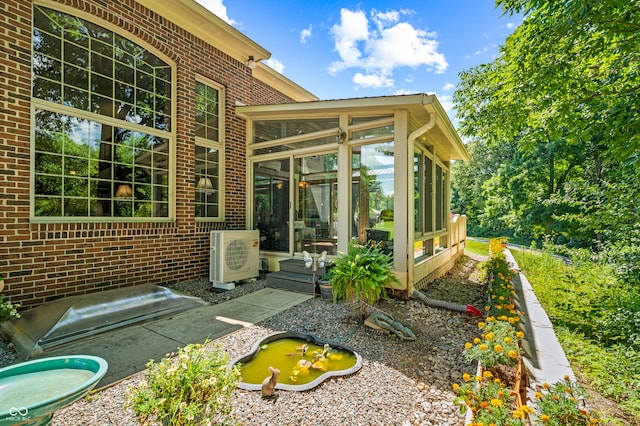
[0,0,295,309]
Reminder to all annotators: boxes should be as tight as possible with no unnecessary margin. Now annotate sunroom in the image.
[237,93,470,294]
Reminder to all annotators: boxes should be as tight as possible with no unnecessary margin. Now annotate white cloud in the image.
[353,72,394,88]
[443,83,455,91]
[195,0,236,25]
[329,9,369,74]
[329,7,448,89]
[393,88,419,95]
[264,57,285,73]
[300,25,312,44]
[438,94,453,112]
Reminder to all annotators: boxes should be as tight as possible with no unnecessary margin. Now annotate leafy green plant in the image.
[330,241,400,317]
[0,286,21,323]
[453,370,532,425]
[126,341,239,425]
[532,376,598,425]
[464,316,523,369]
[512,249,640,423]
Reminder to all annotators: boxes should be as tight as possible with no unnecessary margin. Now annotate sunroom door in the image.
[294,153,338,255]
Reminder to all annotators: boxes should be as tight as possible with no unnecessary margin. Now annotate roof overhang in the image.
[236,93,470,162]
[138,0,270,63]
[252,63,318,102]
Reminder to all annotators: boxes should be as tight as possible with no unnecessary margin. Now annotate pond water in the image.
[237,338,358,386]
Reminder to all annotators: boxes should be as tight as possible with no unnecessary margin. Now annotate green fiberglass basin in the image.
[229,331,362,391]
[0,355,108,426]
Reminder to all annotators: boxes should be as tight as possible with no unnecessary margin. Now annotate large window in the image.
[32,5,173,219]
[254,159,291,252]
[195,79,223,220]
[352,142,395,252]
[413,147,448,261]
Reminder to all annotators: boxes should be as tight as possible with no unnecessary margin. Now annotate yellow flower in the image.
[474,337,481,344]
[485,332,494,340]
[494,344,504,353]
[483,370,493,379]
[465,342,473,349]
[462,373,471,382]
[535,392,543,399]
[477,322,485,328]
[486,316,496,322]
[522,405,534,414]
[516,331,525,338]
[512,409,525,419]
[490,398,503,407]
[504,337,512,344]
[543,382,550,389]
[479,344,487,351]
[453,383,460,391]
[508,350,518,359]
[540,414,550,423]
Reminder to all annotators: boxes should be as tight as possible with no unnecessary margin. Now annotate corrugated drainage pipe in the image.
[411,290,483,316]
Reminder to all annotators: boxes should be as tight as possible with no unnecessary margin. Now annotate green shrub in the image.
[126,341,239,425]
[330,241,400,317]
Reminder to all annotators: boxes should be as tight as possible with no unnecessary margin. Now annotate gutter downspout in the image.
[406,110,437,295]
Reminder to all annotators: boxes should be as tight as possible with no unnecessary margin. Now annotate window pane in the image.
[195,81,219,142]
[34,109,169,218]
[34,5,172,132]
[195,145,221,219]
[254,159,290,252]
[294,153,338,255]
[253,118,338,143]
[352,142,394,253]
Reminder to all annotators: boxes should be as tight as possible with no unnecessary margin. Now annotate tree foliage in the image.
[452,0,640,284]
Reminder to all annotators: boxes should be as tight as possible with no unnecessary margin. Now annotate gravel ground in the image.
[1,254,488,425]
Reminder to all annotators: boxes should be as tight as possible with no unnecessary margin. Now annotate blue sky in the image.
[196,0,521,125]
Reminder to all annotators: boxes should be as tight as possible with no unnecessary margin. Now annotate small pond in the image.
[229,331,362,391]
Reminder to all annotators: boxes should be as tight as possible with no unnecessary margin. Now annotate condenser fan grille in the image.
[225,240,249,271]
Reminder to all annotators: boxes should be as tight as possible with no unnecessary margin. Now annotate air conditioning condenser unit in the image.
[210,230,260,290]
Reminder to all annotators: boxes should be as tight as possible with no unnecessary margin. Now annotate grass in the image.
[465,238,490,257]
[511,249,640,425]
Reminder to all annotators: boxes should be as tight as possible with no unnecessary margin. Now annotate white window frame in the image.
[194,76,225,222]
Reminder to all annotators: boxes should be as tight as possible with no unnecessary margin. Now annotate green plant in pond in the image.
[330,241,400,317]
[126,341,239,425]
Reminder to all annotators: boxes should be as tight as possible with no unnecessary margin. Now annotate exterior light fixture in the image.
[336,128,347,143]
[246,55,257,69]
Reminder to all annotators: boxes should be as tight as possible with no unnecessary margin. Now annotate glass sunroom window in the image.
[352,142,395,251]
[32,5,173,219]
[195,80,223,220]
